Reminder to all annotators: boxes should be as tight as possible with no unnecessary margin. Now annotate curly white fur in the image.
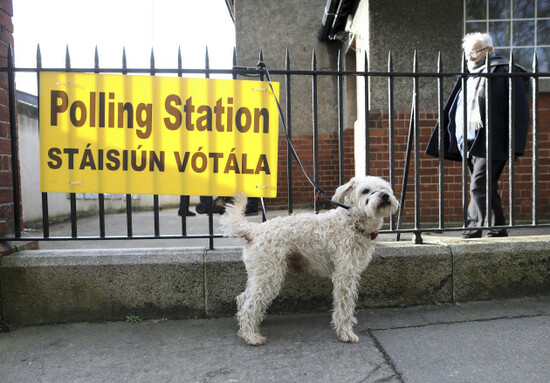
[220,176,399,345]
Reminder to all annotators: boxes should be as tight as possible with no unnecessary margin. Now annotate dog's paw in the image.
[337,328,359,343]
[240,332,267,346]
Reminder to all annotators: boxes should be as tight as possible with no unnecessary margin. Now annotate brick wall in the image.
[270,95,550,226]
[0,0,18,236]
[272,129,355,207]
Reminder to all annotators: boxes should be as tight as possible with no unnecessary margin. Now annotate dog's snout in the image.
[380,192,389,202]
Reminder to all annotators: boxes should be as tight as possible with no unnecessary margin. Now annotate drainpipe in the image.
[318,0,341,40]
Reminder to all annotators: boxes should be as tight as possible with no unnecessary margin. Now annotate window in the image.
[465,0,550,71]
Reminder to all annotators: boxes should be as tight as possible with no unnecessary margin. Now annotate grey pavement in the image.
[1,295,549,383]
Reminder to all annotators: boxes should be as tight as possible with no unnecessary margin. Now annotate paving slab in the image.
[1,296,549,383]
[371,316,550,383]
[0,313,398,383]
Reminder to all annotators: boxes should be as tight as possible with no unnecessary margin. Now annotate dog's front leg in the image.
[331,268,361,343]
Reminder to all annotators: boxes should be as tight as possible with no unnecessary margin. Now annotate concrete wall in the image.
[356,0,463,110]
[349,0,463,175]
[235,0,348,137]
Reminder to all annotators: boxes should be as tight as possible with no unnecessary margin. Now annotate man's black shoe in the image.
[487,231,508,238]
[461,230,482,239]
[245,208,258,216]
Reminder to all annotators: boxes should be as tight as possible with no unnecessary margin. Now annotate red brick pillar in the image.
[0,0,21,239]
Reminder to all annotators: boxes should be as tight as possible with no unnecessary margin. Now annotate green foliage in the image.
[126,315,143,324]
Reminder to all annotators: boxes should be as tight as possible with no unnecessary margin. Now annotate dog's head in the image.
[332,176,399,219]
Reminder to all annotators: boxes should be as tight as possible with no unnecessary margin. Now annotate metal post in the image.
[508,51,516,226]
[389,53,396,231]
[312,50,319,213]
[122,47,133,238]
[178,47,188,236]
[285,50,293,214]
[461,53,469,228]
[437,52,445,228]
[531,51,539,225]
[485,52,493,232]
[337,49,345,185]
[65,45,78,239]
[36,45,50,238]
[205,46,214,250]
[95,46,106,238]
[150,48,160,237]
[412,50,422,244]
[364,51,370,176]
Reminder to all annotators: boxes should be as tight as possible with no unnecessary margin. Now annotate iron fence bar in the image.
[508,52,516,225]
[13,65,547,79]
[412,51,422,244]
[21,234,227,241]
[7,45,21,238]
[437,52,445,228]
[70,191,77,237]
[395,97,414,241]
[232,47,242,221]
[36,45,50,238]
[337,50,345,185]
[95,47,106,238]
[285,50,293,214]
[150,49,161,237]
[257,51,268,223]
[122,48,133,238]
[461,54,468,228]
[485,52,493,233]
[14,221,550,243]
[205,47,214,251]
[312,51,320,213]
[394,52,417,241]
[364,51,370,175]
[387,51,401,239]
[388,55,396,231]
[65,46,78,238]
[178,47,188,236]
[531,52,539,225]
[125,196,133,238]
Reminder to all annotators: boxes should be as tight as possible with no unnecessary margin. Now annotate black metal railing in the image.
[3,45,550,248]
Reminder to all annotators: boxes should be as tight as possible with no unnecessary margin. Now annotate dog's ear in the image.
[332,178,356,204]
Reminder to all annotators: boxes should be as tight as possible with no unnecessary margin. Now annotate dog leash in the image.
[252,61,351,210]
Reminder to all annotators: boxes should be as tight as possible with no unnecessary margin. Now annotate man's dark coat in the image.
[425,57,530,161]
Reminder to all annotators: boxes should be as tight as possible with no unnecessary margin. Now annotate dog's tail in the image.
[219,193,254,239]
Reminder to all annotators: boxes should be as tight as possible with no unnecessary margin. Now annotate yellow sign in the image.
[39,72,279,197]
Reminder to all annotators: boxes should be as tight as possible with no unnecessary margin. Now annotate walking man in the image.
[426,32,530,238]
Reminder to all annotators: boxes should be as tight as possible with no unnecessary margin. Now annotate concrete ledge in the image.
[449,237,550,301]
[0,248,206,324]
[1,236,549,325]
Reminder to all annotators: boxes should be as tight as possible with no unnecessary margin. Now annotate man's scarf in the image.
[465,54,509,131]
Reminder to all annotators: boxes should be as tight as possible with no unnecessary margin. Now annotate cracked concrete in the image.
[0,296,548,382]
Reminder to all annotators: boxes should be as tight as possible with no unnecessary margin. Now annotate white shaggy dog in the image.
[220,176,399,345]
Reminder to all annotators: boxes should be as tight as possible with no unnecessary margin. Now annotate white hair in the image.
[462,32,494,51]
